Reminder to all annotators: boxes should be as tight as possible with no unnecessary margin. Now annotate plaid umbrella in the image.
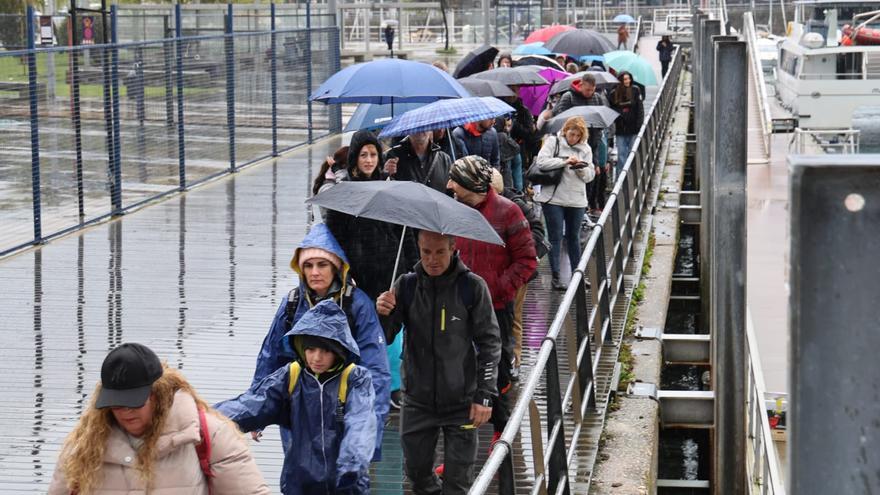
[378,97,514,138]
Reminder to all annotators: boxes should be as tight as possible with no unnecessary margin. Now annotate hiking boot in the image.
[551,274,568,291]
[389,390,403,410]
[434,464,445,479]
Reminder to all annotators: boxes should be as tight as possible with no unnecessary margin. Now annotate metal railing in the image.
[744,12,774,159]
[793,128,860,154]
[0,5,341,257]
[469,45,685,494]
[746,309,787,495]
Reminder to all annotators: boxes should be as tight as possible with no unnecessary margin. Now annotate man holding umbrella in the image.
[377,230,501,495]
[384,131,453,194]
[445,156,536,453]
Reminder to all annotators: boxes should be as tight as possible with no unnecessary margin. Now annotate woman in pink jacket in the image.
[49,343,270,495]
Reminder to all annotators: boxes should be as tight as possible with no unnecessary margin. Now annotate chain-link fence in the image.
[0,7,341,256]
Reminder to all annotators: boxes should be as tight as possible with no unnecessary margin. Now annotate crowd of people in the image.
[49,49,654,495]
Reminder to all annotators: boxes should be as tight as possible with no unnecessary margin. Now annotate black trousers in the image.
[491,305,514,433]
[661,59,670,78]
[401,405,477,495]
[588,169,608,210]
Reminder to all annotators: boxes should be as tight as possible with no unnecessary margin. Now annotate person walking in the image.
[609,71,644,178]
[218,301,377,495]
[534,117,596,290]
[49,343,269,495]
[452,118,501,169]
[326,129,419,302]
[497,52,513,68]
[312,146,349,221]
[445,156,536,453]
[656,35,675,77]
[384,130,453,194]
[376,230,501,495]
[617,23,630,50]
[250,223,391,455]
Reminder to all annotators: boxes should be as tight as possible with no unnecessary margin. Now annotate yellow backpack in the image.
[287,361,356,404]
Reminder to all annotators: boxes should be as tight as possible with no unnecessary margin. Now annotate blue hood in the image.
[289,223,351,277]
[283,299,360,363]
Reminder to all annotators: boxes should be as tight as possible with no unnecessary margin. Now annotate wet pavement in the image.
[0,130,600,493]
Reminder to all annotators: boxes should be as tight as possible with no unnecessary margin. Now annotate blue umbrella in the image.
[613,14,636,23]
[310,58,471,104]
[378,97,515,138]
[344,102,426,132]
[513,42,553,56]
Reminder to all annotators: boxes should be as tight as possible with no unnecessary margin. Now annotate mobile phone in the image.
[569,162,590,170]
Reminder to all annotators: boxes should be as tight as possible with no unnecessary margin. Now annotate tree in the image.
[439,0,450,50]
[0,0,40,50]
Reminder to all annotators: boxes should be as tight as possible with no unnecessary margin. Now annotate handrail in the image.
[633,15,642,52]
[469,45,685,494]
[745,308,786,494]
[744,12,774,160]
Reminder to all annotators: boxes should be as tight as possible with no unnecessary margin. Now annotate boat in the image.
[775,0,880,130]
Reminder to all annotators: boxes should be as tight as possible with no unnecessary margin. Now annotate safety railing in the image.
[470,45,685,494]
[744,12,774,159]
[632,15,643,52]
[0,5,341,258]
[793,128,860,154]
[746,309,787,495]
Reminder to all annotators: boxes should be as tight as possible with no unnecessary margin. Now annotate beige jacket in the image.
[48,391,270,495]
[534,133,595,208]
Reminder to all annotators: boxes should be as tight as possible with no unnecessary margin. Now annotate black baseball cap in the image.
[95,343,163,409]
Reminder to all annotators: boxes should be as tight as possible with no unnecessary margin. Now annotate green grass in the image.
[435,47,457,55]
[618,232,658,392]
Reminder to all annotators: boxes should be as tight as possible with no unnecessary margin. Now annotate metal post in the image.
[306,0,314,144]
[788,156,880,495]
[697,17,719,335]
[330,24,343,133]
[545,350,571,495]
[110,5,122,214]
[174,4,186,189]
[711,40,747,495]
[270,2,278,156]
[99,0,119,214]
[225,4,236,171]
[482,0,490,44]
[69,0,85,220]
[26,6,42,243]
[163,16,175,129]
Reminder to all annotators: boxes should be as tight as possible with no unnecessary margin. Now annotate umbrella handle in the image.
[447,128,456,161]
[390,225,407,291]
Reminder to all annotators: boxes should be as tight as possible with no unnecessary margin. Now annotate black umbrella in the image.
[457,77,516,98]
[512,54,565,71]
[550,70,619,95]
[453,44,500,79]
[472,67,547,86]
[543,105,620,133]
[307,181,504,288]
[543,29,616,57]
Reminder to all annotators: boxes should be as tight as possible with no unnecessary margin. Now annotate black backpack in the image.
[505,189,550,260]
[284,284,359,338]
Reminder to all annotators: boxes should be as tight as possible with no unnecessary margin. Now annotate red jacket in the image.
[456,189,537,309]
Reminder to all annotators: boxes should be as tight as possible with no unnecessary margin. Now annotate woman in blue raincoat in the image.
[217,300,377,494]
[251,223,390,459]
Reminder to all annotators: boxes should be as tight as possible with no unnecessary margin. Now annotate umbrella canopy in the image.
[549,70,619,96]
[525,24,575,44]
[307,181,504,245]
[518,67,570,115]
[378,96,515,138]
[344,102,426,132]
[544,106,620,133]
[513,42,553,56]
[457,77,516,98]
[472,67,548,86]
[512,54,565,71]
[544,29,616,57]
[604,50,659,85]
[613,14,636,23]
[453,44,500,78]
[310,58,470,104]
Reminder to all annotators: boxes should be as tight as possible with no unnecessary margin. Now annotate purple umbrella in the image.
[518,67,569,116]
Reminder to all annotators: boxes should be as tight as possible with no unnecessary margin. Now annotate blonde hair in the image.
[561,116,589,144]
[58,365,223,494]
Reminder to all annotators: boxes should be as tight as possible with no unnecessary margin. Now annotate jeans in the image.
[510,153,524,191]
[616,134,637,175]
[543,203,587,276]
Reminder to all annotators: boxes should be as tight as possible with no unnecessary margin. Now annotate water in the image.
[661,365,709,391]
[658,429,710,481]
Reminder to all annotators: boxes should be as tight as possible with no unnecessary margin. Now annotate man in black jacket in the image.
[377,230,501,495]
[384,131,453,194]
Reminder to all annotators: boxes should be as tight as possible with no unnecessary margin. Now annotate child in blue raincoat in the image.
[217,300,377,495]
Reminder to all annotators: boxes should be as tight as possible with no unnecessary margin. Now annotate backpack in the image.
[287,361,357,425]
[396,272,475,314]
[285,285,358,339]
[506,189,550,260]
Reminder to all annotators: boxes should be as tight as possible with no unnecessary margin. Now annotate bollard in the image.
[788,155,880,495]
[711,40,748,495]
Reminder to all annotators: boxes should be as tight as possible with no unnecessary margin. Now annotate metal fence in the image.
[0,5,341,257]
[470,45,685,494]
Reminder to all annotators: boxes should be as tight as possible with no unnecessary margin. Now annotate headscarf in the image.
[449,155,493,193]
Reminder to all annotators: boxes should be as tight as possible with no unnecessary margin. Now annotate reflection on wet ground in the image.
[0,134,592,493]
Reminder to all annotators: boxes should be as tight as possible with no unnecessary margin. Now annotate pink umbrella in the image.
[518,67,569,116]
[525,24,575,44]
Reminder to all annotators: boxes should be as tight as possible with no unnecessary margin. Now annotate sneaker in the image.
[510,365,520,382]
[434,464,444,479]
[389,390,403,410]
[551,276,568,291]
